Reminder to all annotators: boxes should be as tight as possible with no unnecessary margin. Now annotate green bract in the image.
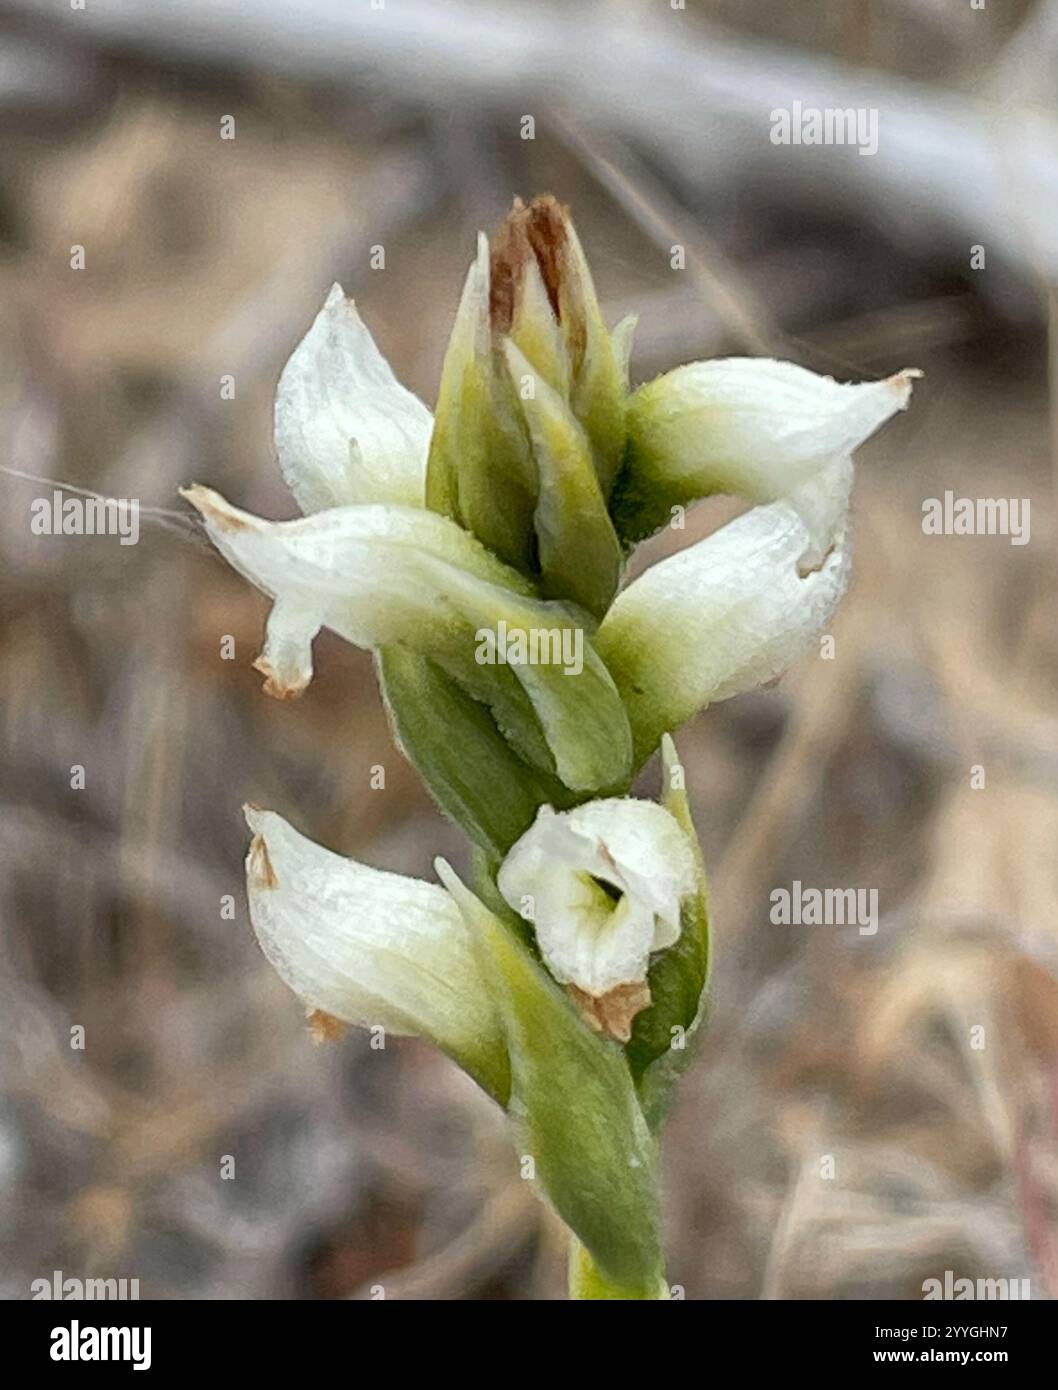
[439,860,666,1294]
[185,195,916,1299]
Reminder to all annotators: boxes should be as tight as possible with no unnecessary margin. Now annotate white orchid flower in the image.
[188,279,434,692]
[598,361,919,763]
[615,357,919,555]
[243,806,509,1100]
[181,484,630,793]
[497,798,698,1040]
[597,497,851,765]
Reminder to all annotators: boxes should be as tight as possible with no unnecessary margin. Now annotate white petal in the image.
[597,500,851,764]
[497,799,697,997]
[244,807,506,1093]
[274,284,433,512]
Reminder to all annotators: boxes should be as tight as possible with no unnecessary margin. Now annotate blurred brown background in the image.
[1,0,1056,1299]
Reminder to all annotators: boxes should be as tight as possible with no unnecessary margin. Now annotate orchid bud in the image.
[491,197,628,494]
[427,197,629,618]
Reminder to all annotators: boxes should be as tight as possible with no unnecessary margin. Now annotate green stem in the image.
[568,1237,669,1300]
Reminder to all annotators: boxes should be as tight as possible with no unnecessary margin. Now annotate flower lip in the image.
[497,798,698,1014]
